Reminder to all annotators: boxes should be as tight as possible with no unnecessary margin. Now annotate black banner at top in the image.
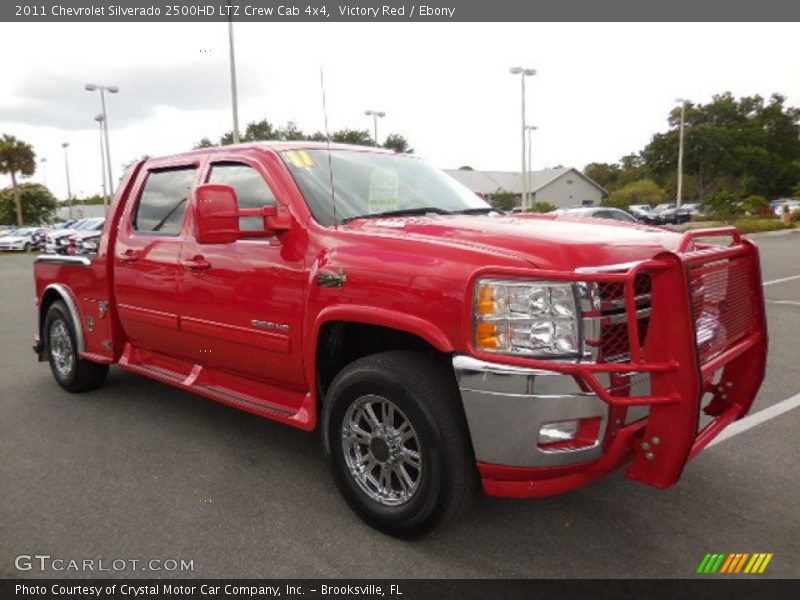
[4,0,800,22]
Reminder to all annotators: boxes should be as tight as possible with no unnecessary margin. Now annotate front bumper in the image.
[453,230,767,498]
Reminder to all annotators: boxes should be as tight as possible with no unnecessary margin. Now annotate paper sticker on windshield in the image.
[368,168,400,213]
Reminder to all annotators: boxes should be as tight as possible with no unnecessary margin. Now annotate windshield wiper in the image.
[450,207,497,215]
[341,207,452,224]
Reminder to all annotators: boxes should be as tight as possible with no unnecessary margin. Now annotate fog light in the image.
[538,420,580,445]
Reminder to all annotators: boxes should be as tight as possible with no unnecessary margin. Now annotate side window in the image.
[208,162,278,231]
[133,168,196,235]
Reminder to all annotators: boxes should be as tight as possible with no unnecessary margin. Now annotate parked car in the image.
[33,142,767,536]
[66,220,106,255]
[774,200,800,218]
[627,204,652,220]
[551,206,639,223]
[72,231,103,256]
[45,218,104,254]
[654,206,694,225]
[0,227,42,252]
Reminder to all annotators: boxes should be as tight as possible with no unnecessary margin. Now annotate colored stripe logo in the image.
[696,553,773,574]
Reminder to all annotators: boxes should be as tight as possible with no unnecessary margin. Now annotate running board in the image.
[118,343,314,430]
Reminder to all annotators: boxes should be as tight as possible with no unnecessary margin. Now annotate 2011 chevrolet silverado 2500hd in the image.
[33,142,768,536]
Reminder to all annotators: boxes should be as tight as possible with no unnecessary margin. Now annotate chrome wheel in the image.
[341,394,422,506]
[49,318,74,378]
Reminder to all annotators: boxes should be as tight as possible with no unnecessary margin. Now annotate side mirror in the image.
[195,184,240,244]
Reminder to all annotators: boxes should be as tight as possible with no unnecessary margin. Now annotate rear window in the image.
[133,168,196,235]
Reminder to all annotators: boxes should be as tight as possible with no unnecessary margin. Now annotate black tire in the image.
[44,300,108,393]
[322,351,477,538]
[23,242,31,252]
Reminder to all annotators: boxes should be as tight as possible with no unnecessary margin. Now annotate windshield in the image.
[280,149,490,226]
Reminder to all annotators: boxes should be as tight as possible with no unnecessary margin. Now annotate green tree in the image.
[383,134,414,154]
[603,179,666,209]
[330,128,375,146]
[584,162,622,191]
[491,189,517,211]
[193,137,214,149]
[0,183,58,225]
[643,93,800,200]
[0,134,36,226]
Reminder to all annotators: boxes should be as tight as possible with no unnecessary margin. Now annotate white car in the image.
[0,227,39,252]
[774,200,800,217]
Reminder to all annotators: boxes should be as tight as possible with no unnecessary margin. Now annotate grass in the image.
[732,217,795,234]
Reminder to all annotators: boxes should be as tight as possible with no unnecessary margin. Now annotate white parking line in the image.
[766,300,800,306]
[763,274,800,287]
[708,393,800,448]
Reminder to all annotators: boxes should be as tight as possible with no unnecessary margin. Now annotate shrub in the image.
[528,201,557,213]
[733,217,793,234]
[740,195,769,216]
[702,191,742,223]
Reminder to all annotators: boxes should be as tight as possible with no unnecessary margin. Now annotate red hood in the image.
[344,214,684,270]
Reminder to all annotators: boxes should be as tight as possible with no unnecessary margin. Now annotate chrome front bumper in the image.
[452,355,649,468]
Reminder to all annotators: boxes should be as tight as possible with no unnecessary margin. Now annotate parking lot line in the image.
[762,274,800,286]
[708,392,800,448]
[766,300,800,306]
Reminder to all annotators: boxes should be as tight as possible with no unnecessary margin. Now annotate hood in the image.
[344,214,684,270]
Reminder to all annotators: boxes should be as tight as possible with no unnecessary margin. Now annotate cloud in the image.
[0,60,266,131]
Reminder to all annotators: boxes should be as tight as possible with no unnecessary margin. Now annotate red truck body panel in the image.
[33,142,768,498]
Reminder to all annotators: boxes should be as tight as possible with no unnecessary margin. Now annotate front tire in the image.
[323,351,477,537]
[45,300,108,392]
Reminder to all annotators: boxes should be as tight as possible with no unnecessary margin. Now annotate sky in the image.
[1,22,799,200]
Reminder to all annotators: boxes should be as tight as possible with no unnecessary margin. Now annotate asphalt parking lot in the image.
[1,231,798,579]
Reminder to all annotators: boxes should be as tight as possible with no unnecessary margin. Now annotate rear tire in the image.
[322,351,477,538]
[45,300,108,393]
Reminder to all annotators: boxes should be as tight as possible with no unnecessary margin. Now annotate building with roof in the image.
[445,167,608,209]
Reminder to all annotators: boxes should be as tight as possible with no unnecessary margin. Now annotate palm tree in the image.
[0,134,36,226]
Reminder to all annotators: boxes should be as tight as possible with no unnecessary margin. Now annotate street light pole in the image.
[675,98,688,208]
[510,67,536,210]
[85,83,119,209]
[364,110,386,145]
[40,157,47,187]
[526,125,538,196]
[227,0,240,144]
[62,142,72,219]
[95,114,108,203]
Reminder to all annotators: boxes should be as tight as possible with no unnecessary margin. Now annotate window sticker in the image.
[298,150,316,167]
[368,168,400,213]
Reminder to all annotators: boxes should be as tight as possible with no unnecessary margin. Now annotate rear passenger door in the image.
[114,162,198,358]
[178,156,307,400]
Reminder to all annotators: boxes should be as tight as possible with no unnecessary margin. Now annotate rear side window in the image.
[208,162,277,231]
[133,167,196,235]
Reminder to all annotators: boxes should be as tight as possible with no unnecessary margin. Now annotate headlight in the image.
[474,279,580,357]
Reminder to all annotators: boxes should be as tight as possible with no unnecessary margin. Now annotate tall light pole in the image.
[95,114,109,205]
[526,125,538,195]
[675,98,688,208]
[364,110,386,145]
[40,157,47,187]
[510,67,537,210]
[85,83,118,204]
[227,0,240,144]
[62,142,73,219]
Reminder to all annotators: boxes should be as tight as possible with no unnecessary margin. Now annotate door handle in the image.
[118,250,139,264]
[181,256,211,271]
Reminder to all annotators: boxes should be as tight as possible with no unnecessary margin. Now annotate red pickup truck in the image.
[33,142,767,536]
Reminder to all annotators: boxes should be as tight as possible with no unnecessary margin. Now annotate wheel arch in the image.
[39,284,85,357]
[310,306,457,414]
